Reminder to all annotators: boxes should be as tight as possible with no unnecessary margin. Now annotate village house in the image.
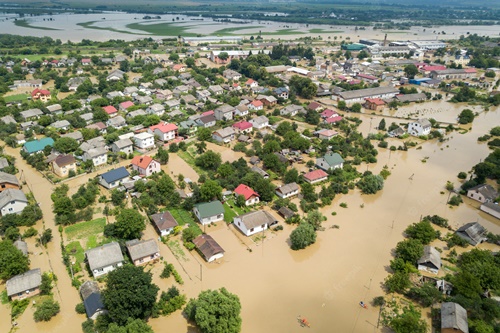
[193,234,225,263]
[98,167,130,189]
[103,105,118,117]
[119,101,135,112]
[234,184,260,206]
[131,155,161,177]
[135,95,153,105]
[245,79,258,88]
[356,73,379,84]
[193,200,225,225]
[127,109,146,118]
[233,210,278,237]
[321,109,343,124]
[196,90,211,102]
[235,104,249,117]
[480,202,500,220]
[275,182,299,199]
[106,69,125,81]
[408,119,432,136]
[303,169,328,184]
[80,281,106,320]
[23,137,54,155]
[0,171,20,192]
[148,123,177,142]
[278,206,296,220]
[110,138,134,155]
[248,100,264,111]
[134,132,155,150]
[441,302,469,333]
[146,103,165,117]
[46,104,63,115]
[316,152,344,171]
[249,115,269,129]
[274,87,289,99]
[196,114,217,128]
[50,120,71,131]
[466,184,498,204]
[6,268,42,301]
[214,104,235,121]
[364,98,386,111]
[417,245,441,274]
[51,154,77,178]
[20,108,43,121]
[334,86,399,104]
[318,129,338,141]
[251,166,269,179]
[126,239,160,266]
[107,116,126,129]
[83,147,108,167]
[455,222,487,246]
[31,88,51,102]
[233,121,253,134]
[14,240,28,256]
[0,189,28,215]
[212,127,236,143]
[208,85,224,96]
[150,211,179,236]
[107,91,124,100]
[307,101,324,112]
[85,242,125,278]
[257,95,278,107]
[81,58,91,65]
[280,105,305,117]
[223,69,242,81]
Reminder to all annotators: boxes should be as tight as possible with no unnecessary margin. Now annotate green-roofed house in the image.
[341,43,367,51]
[193,200,225,225]
[316,152,344,171]
[23,137,54,155]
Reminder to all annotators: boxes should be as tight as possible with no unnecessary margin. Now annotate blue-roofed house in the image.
[98,167,130,189]
[23,137,54,155]
[80,281,106,320]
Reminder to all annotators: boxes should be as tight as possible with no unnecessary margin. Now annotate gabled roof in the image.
[150,211,178,230]
[214,127,235,138]
[276,183,299,195]
[0,171,19,186]
[100,167,129,184]
[467,184,498,201]
[303,169,328,182]
[120,101,134,109]
[6,268,42,296]
[53,154,76,167]
[237,210,277,229]
[193,234,224,260]
[233,121,253,131]
[417,245,441,269]
[456,222,487,246]
[0,189,28,209]
[131,155,157,169]
[84,292,104,318]
[149,123,178,133]
[80,281,100,300]
[103,106,118,114]
[112,138,133,149]
[194,201,224,219]
[441,302,469,333]
[278,206,295,219]
[126,239,159,261]
[234,184,259,200]
[85,242,124,271]
[323,152,344,166]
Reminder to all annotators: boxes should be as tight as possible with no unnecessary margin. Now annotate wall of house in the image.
[10,287,41,301]
[206,252,224,263]
[234,217,267,236]
[418,264,439,274]
[467,191,486,203]
[245,196,259,206]
[276,189,299,199]
[159,227,174,237]
[194,208,224,225]
[92,155,107,166]
[480,205,500,219]
[0,182,19,192]
[132,252,160,266]
[53,163,77,178]
[1,201,28,215]
[92,262,123,277]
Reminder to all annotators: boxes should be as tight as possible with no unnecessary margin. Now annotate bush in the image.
[457,172,467,179]
[22,227,38,238]
[290,223,316,250]
[448,195,463,206]
[34,299,60,322]
[160,262,172,279]
[373,296,385,307]
[75,302,86,314]
[423,215,449,228]
[446,233,469,248]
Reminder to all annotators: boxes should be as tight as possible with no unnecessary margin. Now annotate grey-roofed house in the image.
[193,200,225,225]
[125,239,160,266]
[150,211,178,236]
[0,157,9,170]
[20,108,43,120]
[214,104,235,121]
[98,166,130,189]
[335,86,399,104]
[395,93,427,103]
[417,246,441,274]
[50,120,71,131]
[456,222,488,246]
[0,189,28,216]
[233,210,278,237]
[467,184,498,204]
[106,115,126,129]
[480,202,500,220]
[83,147,108,167]
[62,131,84,142]
[441,302,469,333]
[280,104,305,117]
[0,171,20,192]
[80,281,106,320]
[46,103,63,115]
[408,118,432,136]
[212,127,236,143]
[251,166,269,179]
[278,206,296,220]
[80,112,94,124]
[110,138,134,155]
[193,234,224,262]
[127,109,147,118]
[196,114,217,128]
[1,115,17,125]
[275,182,299,199]
[249,115,269,129]
[14,240,28,256]
[316,152,344,171]
[6,268,42,301]
[85,242,124,277]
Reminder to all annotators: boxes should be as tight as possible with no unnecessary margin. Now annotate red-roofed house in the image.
[131,155,161,177]
[172,64,186,72]
[234,184,260,206]
[148,122,178,142]
[201,110,214,117]
[419,65,446,75]
[248,100,263,111]
[364,98,386,111]
[356,73,379,84]
[321,109,343,124]
[325,115,343,124]
[81,58,91,66]
[103,105,118,117]
[303,169,328,184]
[245,79,258,88]
[119,101,134,112]
[31,89,51,102]
[232,121,253,134]
[318,129,338,140]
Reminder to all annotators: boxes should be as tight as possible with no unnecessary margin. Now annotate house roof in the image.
[276,183,299,195]
[365,98,385,105]
[278,206,295,219]
[135,132,154,140]
[0,157,8,169]
[417,246,441,269]
[234,184,259,200]
[441,302,469,333]
[198,114,216,124]
[237,210,277,229]
[126,239,160,261]
[24,137,54,154]
[20,108,43,119]
[100,167,129,184]
[308,102,322,110]
[120,101,134,109]
[84,147,108,159]
[112,138,133,149]
[13,240,28,255]
[150,211,179,230]
[149,123,178,133]
[193,234,224,260]
[456,222,487,246]
[467,184,498,201]
[323,152,344,166]
[233,121,253,131]
[214,127,235,138]
[303,169,328,182]
[53,154,76,167]
[131,155,157,169]
[0,171,19,186]
[6,268,42,296]
[85,242,124,271]
[250,100,263,107]
[103,106,118,114]
[319,129,338,138]
[31,88,50,97]
[0,189,28,209]
[194,201,224,219]
[84,292,105,318]
[80,281,100,300]
[338,86,399,101]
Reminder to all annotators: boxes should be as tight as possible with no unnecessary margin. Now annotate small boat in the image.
[297,315,311,328]
[359,301,368,309]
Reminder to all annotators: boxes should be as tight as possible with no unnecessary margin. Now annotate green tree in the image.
[195,151,222,171]
[405,282,443,307]
[395,239,424,263]
[235,195,246,207]
[337,100,347,110]
[111,189,126,207]
[184,288,242,333]
[404,64,418,79]
[284,168,299,184]
[384,271,411,293]
[378,118,386,131]
[290,223,317,250]
[351,103,362,113]
[385,304,427,333]
[305,109,320,125]
[103,266,159,326]
[404,221,438,245]
[458,109,475,124]
[107,319,154,333]
[155,146,169,164]
[33,299,60,322]
[0,240,30,280]
[304,210,326,230]
[218,52,229,61]
[113,209,145,240]
[199,179,222,202]
[357,174,384,194]
[53,137,79,153]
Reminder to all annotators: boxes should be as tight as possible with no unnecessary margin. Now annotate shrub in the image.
[160,262,172,279]
[75,302,86,314]
[290,223,316,250]
[457,172,467,179]
[448,195,463,206]
[22,227,38,238]
[34,299,60,322]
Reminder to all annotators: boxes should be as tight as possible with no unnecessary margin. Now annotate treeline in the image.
[270,44,315,61]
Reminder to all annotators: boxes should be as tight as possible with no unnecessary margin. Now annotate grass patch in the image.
[169,208,196,226]
[77,21,137,35]
[224,199,247,216]
[223,202,239,223]
[65,218,106,241]
[0,290,8,304]
[126,22,199,37]
[166,239,188,262]
[86,235,98,249]
[176,150,206,176]
[309,28,343,33]
[14,19,61,31]
[4,94,29,103]
[212,25,262,35]
[65,241,85,265]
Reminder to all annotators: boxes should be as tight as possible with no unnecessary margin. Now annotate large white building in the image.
[334,87,399,104]
[410,40,447,50]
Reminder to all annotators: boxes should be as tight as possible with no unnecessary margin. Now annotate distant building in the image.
[316,152,344,171]
[233,184,260,206]
[334,87,399,104]
[23,137,54,155]
[407,119,431,136]
[51,154,77,178]
[303,169,328,184]
[0,171,20,192]
[0,189,28,216]
[131,155,161,177]
[275,183,299,199]
[480,202,500,220]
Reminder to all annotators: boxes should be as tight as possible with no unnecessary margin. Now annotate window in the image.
[250,228,254,232]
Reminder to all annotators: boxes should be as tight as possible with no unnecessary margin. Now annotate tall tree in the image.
[113,209,145,240]
[0,240,30,280]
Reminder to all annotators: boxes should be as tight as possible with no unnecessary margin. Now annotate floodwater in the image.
[0,12,499,42]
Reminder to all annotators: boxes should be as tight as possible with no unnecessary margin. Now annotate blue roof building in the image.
[23,137,54,154]
[98,167,130,189]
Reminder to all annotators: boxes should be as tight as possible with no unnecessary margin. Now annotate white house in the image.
[212,127,236,143]
[193,201,225,225]
[193,234,225,263]
[98,167,130,189]
[233,211,278,237]
[83,147,108,167]
[131,155,161,177]
[134,132,155,150]
[214,105,234,121]
[233,184,260,206]
[408,119,432,136]
[150,211,179,236]
[148,123,177,142]
[0,189,28,216]
[316,152,344,171]
[275,183,299,199]
[249,116,269,129]
[110,138,134,155]
[146,103,165,117]
[85,242,124,278]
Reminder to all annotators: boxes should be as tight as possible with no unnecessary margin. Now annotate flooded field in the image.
[0,12,499,42]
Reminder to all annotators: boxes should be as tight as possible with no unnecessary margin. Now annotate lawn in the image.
[77,21,137,35]
[309,28,343,33]
[4,94,29,103]
[212,26,262,36]
[224,199,248,216]
[176,149,206,176]
[65,217,106,241]
[14,19,61,31]
[223,202,239,223]
[126,22,199,37]
[65,241,85,265]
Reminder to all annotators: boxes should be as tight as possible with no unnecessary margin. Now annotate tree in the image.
[111,189,126,206]
[385,304,427,333]
[303,210,326,230]
[404,221,438,245]
[404,64,418,79]
[290,223,316,250]
[107,319,154,333]
[284,168,299,184]
[112,209,145,240]
[199,179,222,202]
[169,53,180,61]
[195,151,222,171]
[39,228,53,246]
[156,146,169,164]
[197,127,212,141]
[378,118,386,131]
[53,137,79,153]
[0,240,30,280]
[338,100,346,110]
[384,271,411,293]
[34,299,60,322]
[235,195,246,207]
[357,174,384,194]
[305,109,320,125]
[351,103,362,113]
[458,109,475,124]
[218,52,229,61]
[184,288,241,333]
[185,57,195,68]
[406,282,443,307]
[395,239,424,263]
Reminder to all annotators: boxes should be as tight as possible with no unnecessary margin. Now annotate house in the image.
[196,114,217,128]
[249,116,269,129]
[233,121,253,134]
[208,85,224,95]
[480,202,500,220]
[83,147,108,167]
[98,167,130,189]
[278,206,296,220]
[0,189,28,215]
[303,169,328,184]
[179,119,198,135]
[307,102,323,112]
[23,137,54,155]
[417,246,441,274]
[62,131,83,143]
[364,98,386,111]
[148,123,177,142]
[316,152,344,171]
[14,240,28,256]
[80,281,106,320]
[408,119,432,136]
[193,200,225,225]
[441,302,469,333]
[146,103,165,117]
[430,68,476,80]
[223,69,242,81]
[103,105,118,117]
[234,184,260,206]
[455,222,487,246]
[196,89,211,102]
[131,155,161,177]
[275,183,299,199]
[119,101,135,112]
[126,239,160,266]
[233,210,278,237]
[107,116,126,129]
[466,184,498,204]
[51,154,77,178]
[0,158,9,171]
[110,138,134,155]
[245,79,258,88]
[395,93,427,103]
[318,129,338,141]
[193,234,225,263]
[134,132,155,150]
[274,87,289,99]
[6,268,42,301]
[235,104,249,117]
[20,108,43,121]
[46,104,63,115]
[388,127,406,137]
[335,86,399,104]
[257,95,277,107]
[150,211,178,236]
[50,120,71,131]
[31,88,51,102]
[127,109,147,119]
[212,127,236,143]
[85,242,125,278]
[0,171,20,192]
[356,73,379,83]
[251,166,269,179]
[106,69,125,81]
[248,100,263,111]
[214,104,235,121]
[81,58,91,65]
[280,105,305,117]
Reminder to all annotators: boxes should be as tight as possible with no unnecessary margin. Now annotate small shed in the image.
[417,246,441,274]
[192,234,224,262]
[456,222,487,246]
[80,281,106,320]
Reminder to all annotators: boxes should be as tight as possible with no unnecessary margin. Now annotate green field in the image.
[77,21,137,35]
[126,22,200,37]
[309,28,344,34]
[14,19,61,31]
[253,29,305,36]
[4,94,29,103]
[64,217,106,241]
[212,25,262,36]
